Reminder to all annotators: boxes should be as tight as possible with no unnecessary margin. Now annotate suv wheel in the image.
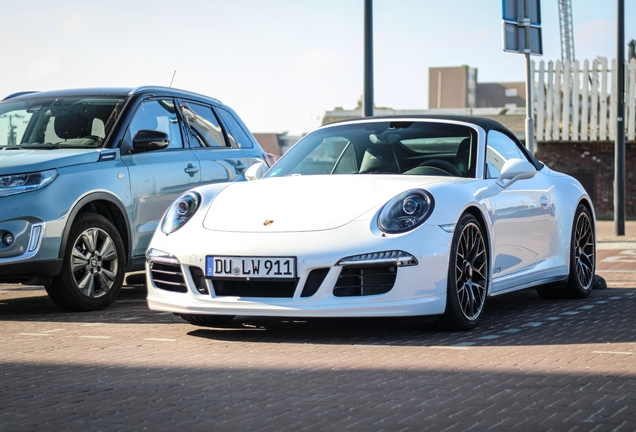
[46,213,125,311]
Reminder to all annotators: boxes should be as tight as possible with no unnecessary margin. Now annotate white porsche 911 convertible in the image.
[146,116,595,330]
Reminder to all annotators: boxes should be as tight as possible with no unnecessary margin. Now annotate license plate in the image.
[205,256,296,279]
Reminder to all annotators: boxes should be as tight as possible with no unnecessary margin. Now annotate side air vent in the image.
[301,268,329,297]
[189,266,208,294]
[150,262,187,293]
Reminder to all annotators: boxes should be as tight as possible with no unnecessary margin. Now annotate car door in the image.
[120,98,201,257]
[485,130,558,291]
[179,100,249,182]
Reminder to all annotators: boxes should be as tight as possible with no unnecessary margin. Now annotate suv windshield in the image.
[0,96,127,149]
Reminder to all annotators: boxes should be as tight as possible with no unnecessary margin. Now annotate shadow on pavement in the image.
[186,287,636,347]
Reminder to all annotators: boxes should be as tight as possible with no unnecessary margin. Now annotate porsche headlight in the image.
[0,169,58,197]
[378,189,435,233]
[161,191,200,234]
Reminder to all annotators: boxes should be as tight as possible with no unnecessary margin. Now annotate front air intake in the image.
[333,265,397,297]
[150,262,187,293]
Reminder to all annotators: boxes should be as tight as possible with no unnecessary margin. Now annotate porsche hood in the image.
[202,175,451,233]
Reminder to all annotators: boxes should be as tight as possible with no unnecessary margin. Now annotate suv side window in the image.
[216,108,254,149]
[485,130,531,179]
[125,99,184,149]
[181,102,228,148]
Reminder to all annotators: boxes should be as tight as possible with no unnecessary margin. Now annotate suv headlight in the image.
[161,191,201,234]
[0,169,58,197]
[378,189,435,233]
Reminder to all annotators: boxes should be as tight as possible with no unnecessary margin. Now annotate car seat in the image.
[54,112,90,140]
[359,145,400,174]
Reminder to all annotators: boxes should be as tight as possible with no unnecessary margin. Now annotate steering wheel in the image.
[417,159,462,177]
[81,136,103,145]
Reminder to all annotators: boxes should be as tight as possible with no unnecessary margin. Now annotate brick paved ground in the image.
[0,221,635,431]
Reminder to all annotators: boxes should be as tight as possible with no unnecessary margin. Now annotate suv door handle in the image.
[184,163,199,175]
[235,161,247,172]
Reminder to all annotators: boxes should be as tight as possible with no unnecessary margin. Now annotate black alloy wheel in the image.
[537,204,595,300]
[439,213,489,331]
[566,205,596,297]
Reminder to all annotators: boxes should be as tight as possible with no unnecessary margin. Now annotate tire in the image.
[177,314,236,327]
[438,214,489,331]
[45,213,126,311]
[566,205,596,297]
[537,204,595,300]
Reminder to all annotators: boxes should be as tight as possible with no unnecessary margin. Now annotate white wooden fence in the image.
[533,58,636,142]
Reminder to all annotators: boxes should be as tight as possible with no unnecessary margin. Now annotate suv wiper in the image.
[1,146,29,150]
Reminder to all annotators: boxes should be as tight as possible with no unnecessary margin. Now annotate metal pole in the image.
[363,0,374,117]
[525,53,534,154]
[523,0,534,154]
[615,0,625,235]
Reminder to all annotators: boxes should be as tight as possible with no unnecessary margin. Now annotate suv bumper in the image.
[0,259,63,284]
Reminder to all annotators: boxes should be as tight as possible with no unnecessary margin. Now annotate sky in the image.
[1,0,634,135]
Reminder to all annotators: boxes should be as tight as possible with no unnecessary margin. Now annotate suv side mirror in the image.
[496,158,536,189]
[132,130,170,152]
[245,162,266,181]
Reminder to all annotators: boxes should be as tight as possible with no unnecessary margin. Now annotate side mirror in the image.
[132,130,170,152]
[245,162,266,181]
[497,158,536,189]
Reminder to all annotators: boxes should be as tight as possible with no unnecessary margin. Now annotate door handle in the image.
[184,163,199,175]
[540,194,549,209]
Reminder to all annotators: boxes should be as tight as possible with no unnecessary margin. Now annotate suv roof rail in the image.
[2,91,39,101]
[130,86,222,104]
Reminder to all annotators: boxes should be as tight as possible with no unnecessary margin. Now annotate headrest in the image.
[54,112,89,140]
[359,145,400,173]
[454,138,472,176]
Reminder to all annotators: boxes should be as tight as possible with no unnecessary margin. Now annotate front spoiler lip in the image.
[147,294,445,318]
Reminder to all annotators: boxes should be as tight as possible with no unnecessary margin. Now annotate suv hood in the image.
[0,149,105,175]
[203,175,455,233]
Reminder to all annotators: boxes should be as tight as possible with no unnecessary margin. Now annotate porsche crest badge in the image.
[263,220,275,226]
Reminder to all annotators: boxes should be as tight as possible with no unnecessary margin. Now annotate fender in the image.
[58,191,133,264]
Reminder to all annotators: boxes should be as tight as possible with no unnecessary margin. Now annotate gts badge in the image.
[493,267,502,274]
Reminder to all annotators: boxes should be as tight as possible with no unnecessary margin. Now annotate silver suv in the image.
[0,86,270,311]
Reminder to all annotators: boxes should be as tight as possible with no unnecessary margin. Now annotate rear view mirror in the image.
[497,158,536,188]
[132,130,170,152]
[245,162,266,181]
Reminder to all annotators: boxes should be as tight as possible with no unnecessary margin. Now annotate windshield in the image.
[0,96,127,149]
[265,120,478,178]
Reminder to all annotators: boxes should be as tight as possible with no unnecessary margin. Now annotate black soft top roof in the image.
[325,114,512,133]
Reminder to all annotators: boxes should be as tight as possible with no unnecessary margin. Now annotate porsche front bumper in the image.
[146,220,452,318]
